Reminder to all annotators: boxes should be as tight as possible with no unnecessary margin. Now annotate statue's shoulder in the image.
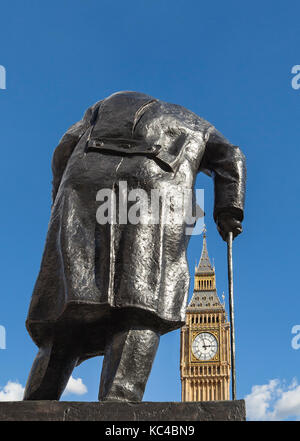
[94,91,214,136]
[151,99,213,134]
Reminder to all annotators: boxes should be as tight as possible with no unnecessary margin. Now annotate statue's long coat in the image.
[26,91,246,362]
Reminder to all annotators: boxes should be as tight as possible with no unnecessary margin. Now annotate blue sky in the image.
[1,0,300,420]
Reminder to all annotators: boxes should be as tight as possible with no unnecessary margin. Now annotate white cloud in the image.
[0,381,24,401]
[62,376,88,396]
[0,376,87,401]
[245,378,300,421]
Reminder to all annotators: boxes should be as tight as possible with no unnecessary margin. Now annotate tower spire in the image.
[196,225,214,275]
[188,227,222,309]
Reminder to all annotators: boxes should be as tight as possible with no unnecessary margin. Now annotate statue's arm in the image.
[51,101,101,203]
[199,127,246,240]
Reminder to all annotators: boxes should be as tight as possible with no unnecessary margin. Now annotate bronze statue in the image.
[24,91,246,401]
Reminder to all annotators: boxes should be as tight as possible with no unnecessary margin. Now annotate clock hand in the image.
[201,337,208,346]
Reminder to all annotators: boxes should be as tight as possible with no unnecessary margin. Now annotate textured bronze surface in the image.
[24,91,246,401]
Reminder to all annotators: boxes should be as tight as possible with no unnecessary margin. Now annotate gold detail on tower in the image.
[180,230,231,401]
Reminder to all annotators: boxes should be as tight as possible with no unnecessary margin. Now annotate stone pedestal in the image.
[0,400,245,421]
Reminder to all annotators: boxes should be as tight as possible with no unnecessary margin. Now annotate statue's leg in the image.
[99,327,160,402]
[23,342,79,400]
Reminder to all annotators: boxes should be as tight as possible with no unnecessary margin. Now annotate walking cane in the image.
[227,232,236,401]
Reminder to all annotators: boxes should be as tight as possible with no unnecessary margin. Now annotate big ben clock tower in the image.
[180,229,231,401]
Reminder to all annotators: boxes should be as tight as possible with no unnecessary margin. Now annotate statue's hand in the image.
[216,212,242,241]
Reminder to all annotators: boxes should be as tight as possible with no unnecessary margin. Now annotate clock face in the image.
[192,332,218,361]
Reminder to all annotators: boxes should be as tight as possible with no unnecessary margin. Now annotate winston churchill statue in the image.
[24,91,246,401]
